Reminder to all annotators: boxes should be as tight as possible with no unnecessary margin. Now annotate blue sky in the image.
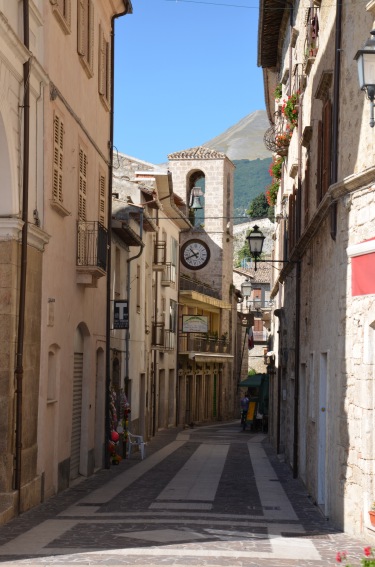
[114,0,265,164]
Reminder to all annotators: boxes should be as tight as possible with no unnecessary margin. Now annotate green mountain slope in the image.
[233,158,272,224]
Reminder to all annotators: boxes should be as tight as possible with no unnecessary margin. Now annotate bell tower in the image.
[168,146,235,302]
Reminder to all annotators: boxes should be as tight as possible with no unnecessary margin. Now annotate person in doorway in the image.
[240,391,250,431]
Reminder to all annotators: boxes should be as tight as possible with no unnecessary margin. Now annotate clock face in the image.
[181,239,210,270]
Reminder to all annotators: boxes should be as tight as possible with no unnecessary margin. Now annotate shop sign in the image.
[114,300,128,329]
[182,315,208,333]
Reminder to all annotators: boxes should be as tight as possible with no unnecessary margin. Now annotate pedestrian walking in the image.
[240,391,249,430]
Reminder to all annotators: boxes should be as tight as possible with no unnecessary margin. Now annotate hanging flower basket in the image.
[275,131,292,155]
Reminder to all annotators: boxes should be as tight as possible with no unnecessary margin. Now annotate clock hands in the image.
[185,250,199,260]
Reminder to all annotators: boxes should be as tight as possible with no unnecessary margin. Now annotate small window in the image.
[98,169,106,226]
[78,146,88,221]
[78,0,94,77]
[52,113,64,204]
[50,0,71,34]
[98,24,111,110]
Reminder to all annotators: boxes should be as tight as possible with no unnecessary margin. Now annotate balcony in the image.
[151,322,175,351]
[246,299,273,312]
[178,333,230,354]
[76,221,107,287]
[180,275,221,300]
[153,241,166,271]
[161,262,176,286]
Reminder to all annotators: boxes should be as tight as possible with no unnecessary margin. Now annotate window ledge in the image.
[50,199,71,217]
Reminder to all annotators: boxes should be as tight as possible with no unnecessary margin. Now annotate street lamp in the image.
[354,30,375,127]
[240,278,252,299]
[245,225,299,271]
[246,225,266,271]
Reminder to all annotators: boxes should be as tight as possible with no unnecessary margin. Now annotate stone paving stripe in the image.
[156,444,229,502]
[72,440,186,506]
[149,502,213,510]
[118,528,207,542]
[249,441,298,521]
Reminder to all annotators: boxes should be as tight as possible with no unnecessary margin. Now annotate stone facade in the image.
[0,0,133,524]
[168,147,237,424]
[258,0,375,540]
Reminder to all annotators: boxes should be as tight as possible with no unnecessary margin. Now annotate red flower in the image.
[336,551,347,563]
[364,546,372,557]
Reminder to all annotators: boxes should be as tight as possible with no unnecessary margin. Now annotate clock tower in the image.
[168,146,235,303]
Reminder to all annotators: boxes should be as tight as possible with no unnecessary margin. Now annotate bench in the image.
[127,432,146,460]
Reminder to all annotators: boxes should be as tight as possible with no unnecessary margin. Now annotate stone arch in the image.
[0,111,19,215]
[186,169,206,227]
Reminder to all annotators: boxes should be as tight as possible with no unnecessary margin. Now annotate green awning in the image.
[239,373,267,388]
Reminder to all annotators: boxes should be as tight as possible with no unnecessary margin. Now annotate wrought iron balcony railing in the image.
[178,333,230,354]
[246,299,273,311]
[161,262,176,286]
[77,221,107,271]
[180,275,221,300]
[151,322,175,350]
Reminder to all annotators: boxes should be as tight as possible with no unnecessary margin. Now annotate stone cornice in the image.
[273,165,375,288]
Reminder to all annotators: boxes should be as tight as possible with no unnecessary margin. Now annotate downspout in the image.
[152,210,160,437]
[330,0,342,238]
[126,213,144,400]
[293,92,303,479]
[105,0,132,469]
[14,0,30,513]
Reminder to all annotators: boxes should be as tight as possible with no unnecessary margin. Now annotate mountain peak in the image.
[202,110,271,161]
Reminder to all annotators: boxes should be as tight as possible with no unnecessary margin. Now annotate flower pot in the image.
[369,511,375,527]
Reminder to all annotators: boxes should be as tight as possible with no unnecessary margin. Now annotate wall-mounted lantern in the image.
[354,30,375,127]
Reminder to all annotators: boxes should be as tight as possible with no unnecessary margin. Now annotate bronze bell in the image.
[190,196,203,210]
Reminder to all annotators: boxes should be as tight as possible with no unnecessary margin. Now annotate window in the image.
[98,24,111,109]
[50,0,71,34]
[78,0,94,77]
[78,146,87,221]
[52,113,64,204]
[171,237,178,282]
[98,169,106,226]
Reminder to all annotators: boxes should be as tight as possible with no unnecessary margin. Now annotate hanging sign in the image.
[114,300,128,329]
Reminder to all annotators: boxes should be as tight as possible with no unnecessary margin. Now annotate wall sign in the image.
[114,300,128,329]
[182,315,208,333]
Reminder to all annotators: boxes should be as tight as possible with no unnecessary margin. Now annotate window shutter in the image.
[78,147,87,221]
[88,0,94,73]
[106,37,111,104]
[316,120,323,205]
[304,158,310,229]
[99,171,106,226]
[77,0,86,56]
[98,25,106,96]
[53,114,64,203]
[322,99,332,197]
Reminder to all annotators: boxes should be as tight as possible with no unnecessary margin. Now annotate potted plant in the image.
[221,332,228,352]
[281,91,299,128]
[269,155,284,179]
[336,546,375,565]
[274,83,282,102]
[265,181,280,206]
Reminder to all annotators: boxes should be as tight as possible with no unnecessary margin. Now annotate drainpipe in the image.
[292,92,303,479]
[152,209,160,437]
[126,212,144,402]
[14,0,30,514]
[105,0,133,469]
[330,0,342,239]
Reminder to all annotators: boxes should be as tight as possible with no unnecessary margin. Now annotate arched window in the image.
[187,170,205,227]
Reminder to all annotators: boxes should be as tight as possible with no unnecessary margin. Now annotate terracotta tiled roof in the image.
[168,146,226,160]
[234,264,272,284]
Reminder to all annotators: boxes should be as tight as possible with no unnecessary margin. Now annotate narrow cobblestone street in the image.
[0,422,369,566]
